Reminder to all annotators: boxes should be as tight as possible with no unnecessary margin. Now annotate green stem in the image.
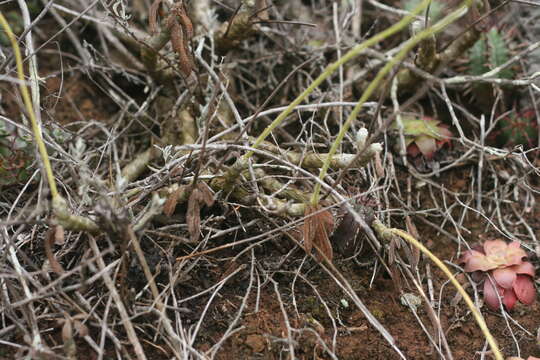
[241,0,433,162]
[310,0,472,205]
[0,12,58,199]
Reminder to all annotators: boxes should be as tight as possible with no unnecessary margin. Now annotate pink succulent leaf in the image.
[513,275,536,305]
[510,262,535,277]
[502,288,518,310]
[483,239,509,257]
[459,250,475,264]
[406,144,421,158]
[505,246,528,266]
[460,246,484,263]
[492,267,516,289]
[508,241,522,249]
[463,250,498,272]
[438,125,453,139]
[483,279,504,311]
[414,135,437,159]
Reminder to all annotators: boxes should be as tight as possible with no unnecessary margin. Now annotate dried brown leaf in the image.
[187,189,201,242]
[45,225,65,274]
[73,320,89,337]
[197,182,215,207]
[61,319,77,360]
[61,319,72,343]
[405,216,420,268]
[302,206,316,254]
[303,205,334,262]
[163,186,182,217]
[54,224,65,245]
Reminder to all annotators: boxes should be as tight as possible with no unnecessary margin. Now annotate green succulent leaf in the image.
[392,116,453,159]
[0,118,34,187]
[487,28,513,79]
[469,35,488,76]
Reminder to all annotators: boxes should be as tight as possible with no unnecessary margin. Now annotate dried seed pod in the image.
[169,20,193,76]
[149,0,163,34]
[175,2,193,40]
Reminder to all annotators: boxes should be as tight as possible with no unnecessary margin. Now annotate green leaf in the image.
[487,29,513,79]
[469,36,488,76]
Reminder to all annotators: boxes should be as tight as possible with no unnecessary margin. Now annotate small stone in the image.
[400,293,422,312]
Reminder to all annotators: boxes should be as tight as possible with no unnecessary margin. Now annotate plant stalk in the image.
[310,0,472,205]
[372,220,502,360]
[0,12,58,199]
[241,0,434,162]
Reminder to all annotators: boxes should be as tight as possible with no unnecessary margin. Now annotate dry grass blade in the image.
[303,205,335,262]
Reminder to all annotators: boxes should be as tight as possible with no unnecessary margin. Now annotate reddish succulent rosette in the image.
[460,240,536,310]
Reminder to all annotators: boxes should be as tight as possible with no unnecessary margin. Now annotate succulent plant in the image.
[393,115,453,160]
[0,119,33,187]
[460,240,536,311]
[495,109,538,149]
[469,28,513,79]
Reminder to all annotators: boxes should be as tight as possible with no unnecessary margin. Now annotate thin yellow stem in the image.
[242,0,433,161]
[0,12,58,199]
[389,228,503,360]
[310,0,471,205]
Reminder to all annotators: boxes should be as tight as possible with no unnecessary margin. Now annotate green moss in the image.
[370,307,386,320]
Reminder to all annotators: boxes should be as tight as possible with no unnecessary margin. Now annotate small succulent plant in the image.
[460,240,536,311]
[393,116,453,160]
[495,109,538,149]
[0,119,33,187]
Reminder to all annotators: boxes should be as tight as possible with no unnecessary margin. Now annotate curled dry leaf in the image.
[59,314,88,360]
[163,185,183,217]
[187,188,202,243]
[186,183,215,243]
[303,205,334,262]
[44,225,65,274]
